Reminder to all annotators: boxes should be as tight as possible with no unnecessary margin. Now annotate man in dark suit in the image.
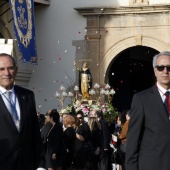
[0,53,45,170]
[125,51,170,170]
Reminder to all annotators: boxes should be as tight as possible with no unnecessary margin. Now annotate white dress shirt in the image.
[0,86,20,120]
[157,82,170,102]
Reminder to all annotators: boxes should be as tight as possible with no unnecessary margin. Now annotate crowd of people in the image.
[2,51,170,170]
[38,109,130,170]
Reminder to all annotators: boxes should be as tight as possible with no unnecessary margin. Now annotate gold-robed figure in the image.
[74,60,92,100]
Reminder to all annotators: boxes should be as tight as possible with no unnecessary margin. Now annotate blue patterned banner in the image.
[10,0,37,64]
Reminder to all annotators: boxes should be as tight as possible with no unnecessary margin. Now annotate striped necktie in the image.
[5,91,19,129]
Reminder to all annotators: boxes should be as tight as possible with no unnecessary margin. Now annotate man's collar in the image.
[0,86,14,94]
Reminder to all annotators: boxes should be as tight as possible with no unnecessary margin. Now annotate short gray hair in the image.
[153,51,170,67]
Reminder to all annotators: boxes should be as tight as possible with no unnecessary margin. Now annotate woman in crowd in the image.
[62,115,76,170]
[111,113,124,170]
[87,117,102,170]
[118,110,130,170]
[72,115,87,170]
[45,109,67,170]
[40,110,52,154]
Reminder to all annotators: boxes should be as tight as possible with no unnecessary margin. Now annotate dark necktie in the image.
[164,91,170,115]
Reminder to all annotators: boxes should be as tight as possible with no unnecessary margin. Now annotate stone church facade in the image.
[1,0,170,112]
[74,1,170,85]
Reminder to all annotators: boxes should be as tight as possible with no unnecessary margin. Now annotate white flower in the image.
[105,84,111,89]
[94,83,100,89]
[55,91,60,98]
[74,86,79,91]
[68,92,73,97]
[105,90,110,95]
[59,108,69,114]
[60,85,65,91]
[62,91,67,97]
[89,89,96,95]
[100,88,106,95]
[109,89,115,95]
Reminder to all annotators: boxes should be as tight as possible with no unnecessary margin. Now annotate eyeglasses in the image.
[155,65,170,72]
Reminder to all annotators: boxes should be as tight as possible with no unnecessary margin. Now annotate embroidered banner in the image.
[9,0,37,64]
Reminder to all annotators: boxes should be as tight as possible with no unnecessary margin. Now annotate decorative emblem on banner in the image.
[10,0,37,64]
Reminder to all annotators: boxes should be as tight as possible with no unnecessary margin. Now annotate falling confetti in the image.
[39,105,42,108]
[65,50,67,52]
[112,73,114,75]
[58,58,61,60]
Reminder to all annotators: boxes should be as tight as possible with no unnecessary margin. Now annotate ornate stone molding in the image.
[129,0,149,6]
[34,0,50,5]
[15,70,32,87]
[75,5,170,16]
[85,35,101,41]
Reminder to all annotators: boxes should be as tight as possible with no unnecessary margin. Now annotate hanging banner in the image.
[9,0,37,64]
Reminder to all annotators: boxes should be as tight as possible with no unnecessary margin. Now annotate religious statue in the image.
[74,60,92,100]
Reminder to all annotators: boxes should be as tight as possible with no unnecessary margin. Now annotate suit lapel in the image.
[0,94,19,130]
[14,86,27,132]
[152,85,170,126]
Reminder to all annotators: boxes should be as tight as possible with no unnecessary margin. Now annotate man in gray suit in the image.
[125,51,170,170]
[0,53,45,170]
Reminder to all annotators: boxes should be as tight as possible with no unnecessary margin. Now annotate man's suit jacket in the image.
[125,85,170,170]
[99,118,110,150]
[0,85,44,170]
[46,123,66,156]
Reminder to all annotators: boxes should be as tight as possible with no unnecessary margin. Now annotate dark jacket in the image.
[0,85,45,170]
[126,85,170,170]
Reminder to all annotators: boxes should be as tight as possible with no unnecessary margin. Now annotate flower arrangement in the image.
[56,84,118,122]
[56,83,118,122]
[72,100,118,122]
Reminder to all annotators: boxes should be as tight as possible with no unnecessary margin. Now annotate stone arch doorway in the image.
[108,46,159,112]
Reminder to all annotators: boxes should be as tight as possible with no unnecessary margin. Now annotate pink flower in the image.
[82,107,90,116]
[102,107,107,113]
